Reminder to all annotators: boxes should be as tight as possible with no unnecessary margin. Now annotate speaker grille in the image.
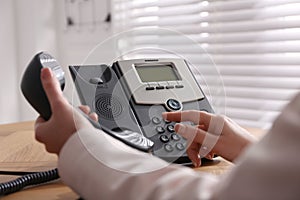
[95,94,123,120]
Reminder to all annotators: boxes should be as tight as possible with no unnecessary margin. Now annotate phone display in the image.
[135,64,180,82]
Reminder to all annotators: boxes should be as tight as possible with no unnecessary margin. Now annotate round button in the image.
[171,134,180,141]
[89,77,103,85]
[176,143,185,150]
[160,135,169,143]
[164,144,173,152]
[156,126,165,134]
[166,99,182,111]
[152,117,161,124]
[167,125,175,132]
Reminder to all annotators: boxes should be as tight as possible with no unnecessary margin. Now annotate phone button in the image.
[176,143,185,151]
[152,117,161,124]
[171,134,180,141]
[167,125,175,132]
[156,86,164,90]
[166,85,174,89]
[175,85,184,88]
[146,86,155,90]
[160,135,169,143]
[166,99,182,111]
[156,126,165,134]
[164,144,173,152]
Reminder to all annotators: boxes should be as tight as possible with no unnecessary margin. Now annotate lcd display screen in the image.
[135,64,180,82]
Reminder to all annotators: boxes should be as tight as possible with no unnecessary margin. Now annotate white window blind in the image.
[112,0,300,129]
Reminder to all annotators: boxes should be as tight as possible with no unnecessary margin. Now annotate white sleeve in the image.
[213,93,300,200]
[58,93,300,200]
[58,127,218,200]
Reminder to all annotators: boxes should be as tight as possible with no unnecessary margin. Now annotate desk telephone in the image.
[69,59,213,163]
[0,52,213,195]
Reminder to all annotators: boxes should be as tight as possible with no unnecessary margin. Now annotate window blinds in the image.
[112,0,300,129]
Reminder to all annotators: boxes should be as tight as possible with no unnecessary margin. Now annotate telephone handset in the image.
[20,52,154,152]
[0,52,154,195]
[69,59,214,163]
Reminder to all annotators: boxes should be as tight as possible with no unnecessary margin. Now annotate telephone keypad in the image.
[152,115,186,156]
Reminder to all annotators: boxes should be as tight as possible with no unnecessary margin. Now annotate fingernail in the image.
[162,112,167,119]
[175,123,185,133]
[193,162,197,167]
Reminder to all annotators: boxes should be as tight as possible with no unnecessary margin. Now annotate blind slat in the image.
[121,53,300,65]
[126,17,300,33]
[193,65,300,77]
[217,97,287,111]
[132,41,300,54]
[130,28,300,44]
[115,0,297,12]
[222,107,279,122]
[128,3,300,23]
[201,87,298,101]
[198,75,300,89]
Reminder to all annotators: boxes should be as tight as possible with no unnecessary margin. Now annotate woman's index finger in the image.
[162,110,212,127]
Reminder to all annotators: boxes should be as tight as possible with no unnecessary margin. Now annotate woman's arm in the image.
[212,93,300,199]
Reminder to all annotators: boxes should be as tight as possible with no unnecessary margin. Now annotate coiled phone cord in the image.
[0,168,59,196]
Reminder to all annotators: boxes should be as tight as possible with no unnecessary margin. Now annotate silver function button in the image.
[175,85,184,88]
[152,117,161,124]
[166,85,174,89]
[171,134,180,141]
[176,143,185,150]
[156,126,165,134]
[164,144,173,152]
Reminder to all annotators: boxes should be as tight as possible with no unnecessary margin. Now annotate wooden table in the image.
[0,121,265,199]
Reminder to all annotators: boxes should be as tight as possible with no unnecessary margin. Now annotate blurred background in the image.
[1,0,300,130]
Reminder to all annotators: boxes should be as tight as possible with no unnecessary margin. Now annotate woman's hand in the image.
[163,111,255,167]
[34,68,98,155]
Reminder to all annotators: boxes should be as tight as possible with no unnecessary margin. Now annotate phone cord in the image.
[0,168,59,196]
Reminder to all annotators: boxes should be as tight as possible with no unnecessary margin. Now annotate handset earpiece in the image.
[21,52,65,120]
